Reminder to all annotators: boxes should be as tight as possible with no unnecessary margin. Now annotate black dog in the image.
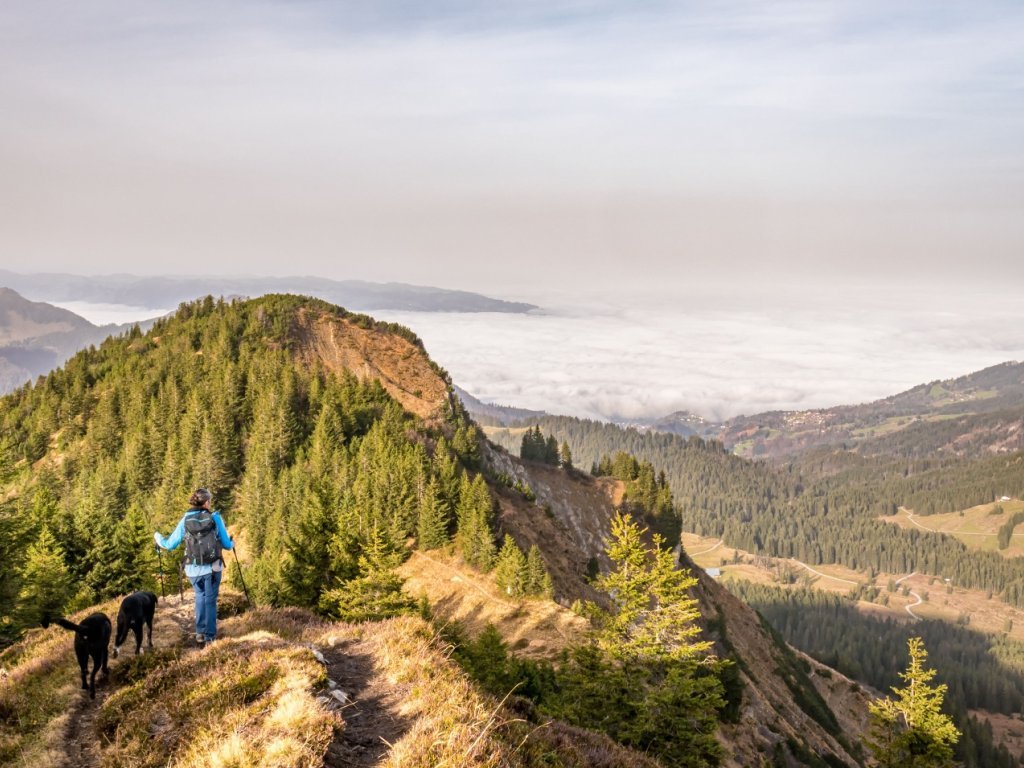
[42,613,111,699]
[113,591,158,658]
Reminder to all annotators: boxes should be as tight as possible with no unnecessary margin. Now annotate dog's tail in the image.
[41,616,84,634]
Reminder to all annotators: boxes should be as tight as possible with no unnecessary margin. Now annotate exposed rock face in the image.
[293,308,451,420]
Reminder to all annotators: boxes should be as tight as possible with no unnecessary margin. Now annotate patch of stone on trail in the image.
[331,689,350,705]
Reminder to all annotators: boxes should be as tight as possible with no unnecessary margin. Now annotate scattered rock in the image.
[331,689,350,705]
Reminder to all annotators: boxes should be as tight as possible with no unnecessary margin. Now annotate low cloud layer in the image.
[373,286,1024,421]
[61,284,1024,422]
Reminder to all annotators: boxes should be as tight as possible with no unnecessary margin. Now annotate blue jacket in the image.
[155,508,234,578]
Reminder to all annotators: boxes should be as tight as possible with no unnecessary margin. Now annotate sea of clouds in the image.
[372,286,1024,422]
[60,285,1024,423]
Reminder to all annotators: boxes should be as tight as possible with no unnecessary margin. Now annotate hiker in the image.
[154,488,234,646]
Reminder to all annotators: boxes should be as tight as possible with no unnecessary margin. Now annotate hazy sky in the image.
[1,1,1022,294]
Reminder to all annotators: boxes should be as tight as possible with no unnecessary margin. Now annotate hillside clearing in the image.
[683,531,1024,642]
[881,501,1024,557]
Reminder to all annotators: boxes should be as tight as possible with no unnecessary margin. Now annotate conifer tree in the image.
[524,545,554,597]
[866,637,960,768]
[417,477,450,551]
[520,428,535,461]
[318,525,416,622]
[494,535,528,597]
[548,512,724,767]
[0,438,17,487]
[545,435,560,465]
[0,501,31,641]
[282,483,339,607]
[432,437,461,532]
[560,441,573,470]
[595,513,709,662]
[461,623,519,696]
[14,527,72,627]
[457,475,497,571]
[453,423,481,468]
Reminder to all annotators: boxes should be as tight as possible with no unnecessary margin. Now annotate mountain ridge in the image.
[0,287,146,393]
[0,270,538,313]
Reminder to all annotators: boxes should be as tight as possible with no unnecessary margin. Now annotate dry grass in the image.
[95,630,337,768]
[398,550,588,660]
[4,600,657,768]
[226,609,653,767]
[229,610,528,766]
[0,597,121,767]
[328,614,653,768]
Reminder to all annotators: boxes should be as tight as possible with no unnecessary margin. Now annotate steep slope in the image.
[291,306,451,419]
[469,444,863,768]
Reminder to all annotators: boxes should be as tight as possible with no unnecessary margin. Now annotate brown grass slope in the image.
[2,596,657,768]
[481,442,864,768]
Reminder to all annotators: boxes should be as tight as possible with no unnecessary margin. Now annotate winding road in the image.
[905,510,1024,537]
[792,560,860,586]
[895,572,922,620]
[689,540,723,557]
[685,534,927,620]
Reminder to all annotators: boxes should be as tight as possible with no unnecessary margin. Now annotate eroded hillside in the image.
[292,306,451,420]
[461,443,866,768]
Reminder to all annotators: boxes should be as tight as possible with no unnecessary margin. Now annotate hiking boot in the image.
[195,633,205,647]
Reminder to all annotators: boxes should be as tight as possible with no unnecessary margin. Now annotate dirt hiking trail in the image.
[58,594,195,768]
[323,636,411,767]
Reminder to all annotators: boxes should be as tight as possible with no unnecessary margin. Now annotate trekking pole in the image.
[177,557,185,603]
[231,549,252,608]
[155,545,167,600]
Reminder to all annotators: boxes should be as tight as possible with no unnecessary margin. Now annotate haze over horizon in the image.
[1,1,1023,294]
[2,1,1022,420]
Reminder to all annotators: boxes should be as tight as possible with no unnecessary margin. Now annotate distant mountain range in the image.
[0,288,148,392]
[0,276,537,394]
[702,361,1024,459]
[459,360,1024,460]
[0,270,537,314]
[451,385,547,425]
